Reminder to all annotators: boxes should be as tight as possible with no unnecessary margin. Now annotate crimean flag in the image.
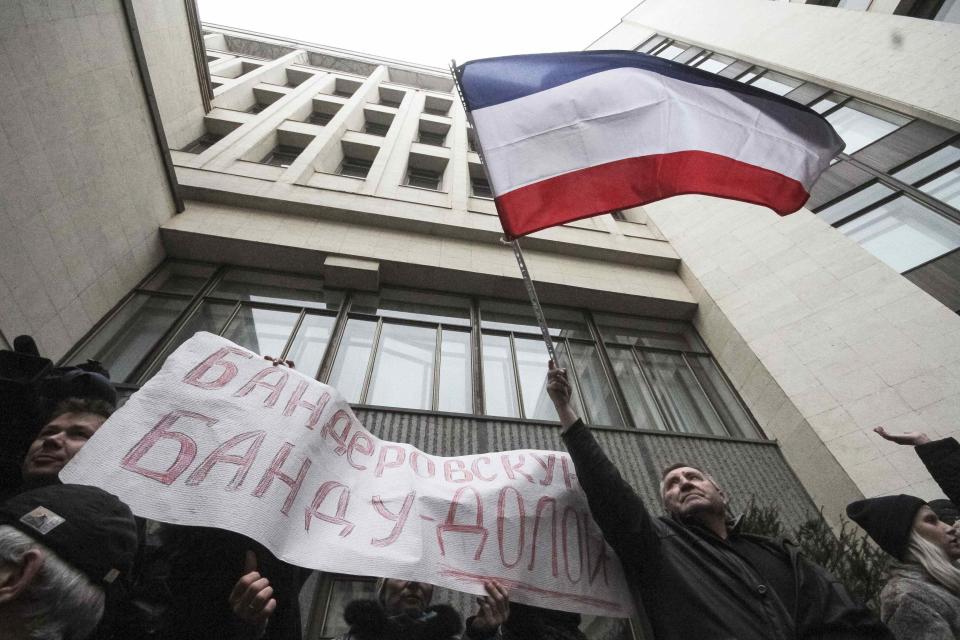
[455,51,844,239]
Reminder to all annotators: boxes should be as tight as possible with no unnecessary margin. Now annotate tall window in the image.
[63,261,763,440]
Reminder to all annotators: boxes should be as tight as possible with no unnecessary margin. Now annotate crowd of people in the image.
[1,334,959,640]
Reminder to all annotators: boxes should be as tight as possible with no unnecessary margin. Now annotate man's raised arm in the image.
[547,361,658,570]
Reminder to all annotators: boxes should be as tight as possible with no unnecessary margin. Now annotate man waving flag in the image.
[455,51,844,239]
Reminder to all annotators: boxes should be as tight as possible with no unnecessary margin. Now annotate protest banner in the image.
[61,332,634,617]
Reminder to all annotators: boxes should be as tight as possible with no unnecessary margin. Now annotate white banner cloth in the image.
[62,332,633,617]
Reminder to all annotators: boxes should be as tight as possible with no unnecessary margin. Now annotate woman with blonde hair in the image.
[847,427,960,639]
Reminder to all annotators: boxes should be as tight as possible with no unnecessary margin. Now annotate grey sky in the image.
[197,0,637,69]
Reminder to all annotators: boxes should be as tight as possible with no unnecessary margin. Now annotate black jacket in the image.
[336,600,462,640]
[562,420,893,640]
[155,526,308,640]
[916,437,960,506]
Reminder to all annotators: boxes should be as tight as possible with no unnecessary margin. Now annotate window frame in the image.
[61,261,766,441]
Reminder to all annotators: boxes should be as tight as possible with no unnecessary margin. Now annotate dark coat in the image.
[916,437,960,506]
[155,525,308,640]
[336,600,462,640]
[562,420,893,640]
[498,602,587,640]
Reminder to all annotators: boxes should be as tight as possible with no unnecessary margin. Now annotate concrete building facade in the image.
[1,0,959,637]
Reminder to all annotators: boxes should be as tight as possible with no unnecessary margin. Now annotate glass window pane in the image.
[482,333,519,418]
[749,71,800,96]
[811,92,846,114]
[438,330,472,413]
[328,319,377,403]
[892,143,960,185]
[514,337,556,421]
[826,100,910,154]
[350,289,470,326]
[69,293,189,383]
[284,313,336,379]
[213,269,338,310]
[319,577,377,637]
[695,54,734,74]
[737,69,759,84]
[637,350,728,437]
[222,306,300,356]
[141,262,216,295]
[568,342,623,427]
[636,35,665,53]
[816,182,897,224]
[655,44,685,59]
[479,300,589,338]
[919,168,960,210]
[366,323,437,410]
[595,313,705,351]
[687,355,759,439]
[838,196,960,272]
[141,300,236,381]
[607,345,666,431]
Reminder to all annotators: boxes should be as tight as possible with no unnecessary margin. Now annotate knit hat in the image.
[0,484,138,587]
[846,494,927,561]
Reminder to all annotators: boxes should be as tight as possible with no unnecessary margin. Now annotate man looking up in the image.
[546,361,891,640]
[19,398,112,491]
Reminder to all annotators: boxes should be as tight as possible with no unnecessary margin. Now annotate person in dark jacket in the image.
[337,578,509,640]
[489,602,587,640]
[846,426,960,639]
[545,361,892,640]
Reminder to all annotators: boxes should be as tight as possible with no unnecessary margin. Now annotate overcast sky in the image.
[197,0,638,68]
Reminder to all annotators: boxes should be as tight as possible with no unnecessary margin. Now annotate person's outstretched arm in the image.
[547,361,659,571]
[876,426,960,506]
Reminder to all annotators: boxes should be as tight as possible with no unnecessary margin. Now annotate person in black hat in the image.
[844,425,960,639]
[0,484,138,640]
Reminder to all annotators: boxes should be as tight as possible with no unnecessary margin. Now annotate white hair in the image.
[906,530,960,597]
[0,525,105,640]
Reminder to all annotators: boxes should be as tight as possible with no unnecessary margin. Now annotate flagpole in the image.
[450,59,560,365]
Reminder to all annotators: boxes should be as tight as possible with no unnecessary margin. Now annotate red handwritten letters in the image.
[67,334,632,617]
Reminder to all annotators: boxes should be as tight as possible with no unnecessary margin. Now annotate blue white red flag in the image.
[455,51,844,239]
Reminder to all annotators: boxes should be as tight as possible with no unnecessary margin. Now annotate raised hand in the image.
[547,360,579,430]
[874,426,930,446]
[470,580,510,637]
[229,550,277,630]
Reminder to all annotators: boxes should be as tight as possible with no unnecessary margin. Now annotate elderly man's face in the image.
[21,413,105,482]
[382,579,434,616]
[661,466,727,523]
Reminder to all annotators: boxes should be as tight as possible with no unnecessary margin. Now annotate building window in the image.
[363,121,390,136]
[260,145,303,168]
[817,139,960,274]
[691,52,735,74]
[822,99,911,154]
[338,156,373,178]
[246,103,266,114]
[418,130,446,147]
[181,133,224,154]
[470,176,492,198]
[406,167,442,190]
[308,112,333,126]
[63,261,763,440]
[836,195,960,272]
[647,38,687,60]
[743,69,801,96]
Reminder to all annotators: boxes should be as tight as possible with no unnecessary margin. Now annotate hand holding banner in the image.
[61,332,633,617]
